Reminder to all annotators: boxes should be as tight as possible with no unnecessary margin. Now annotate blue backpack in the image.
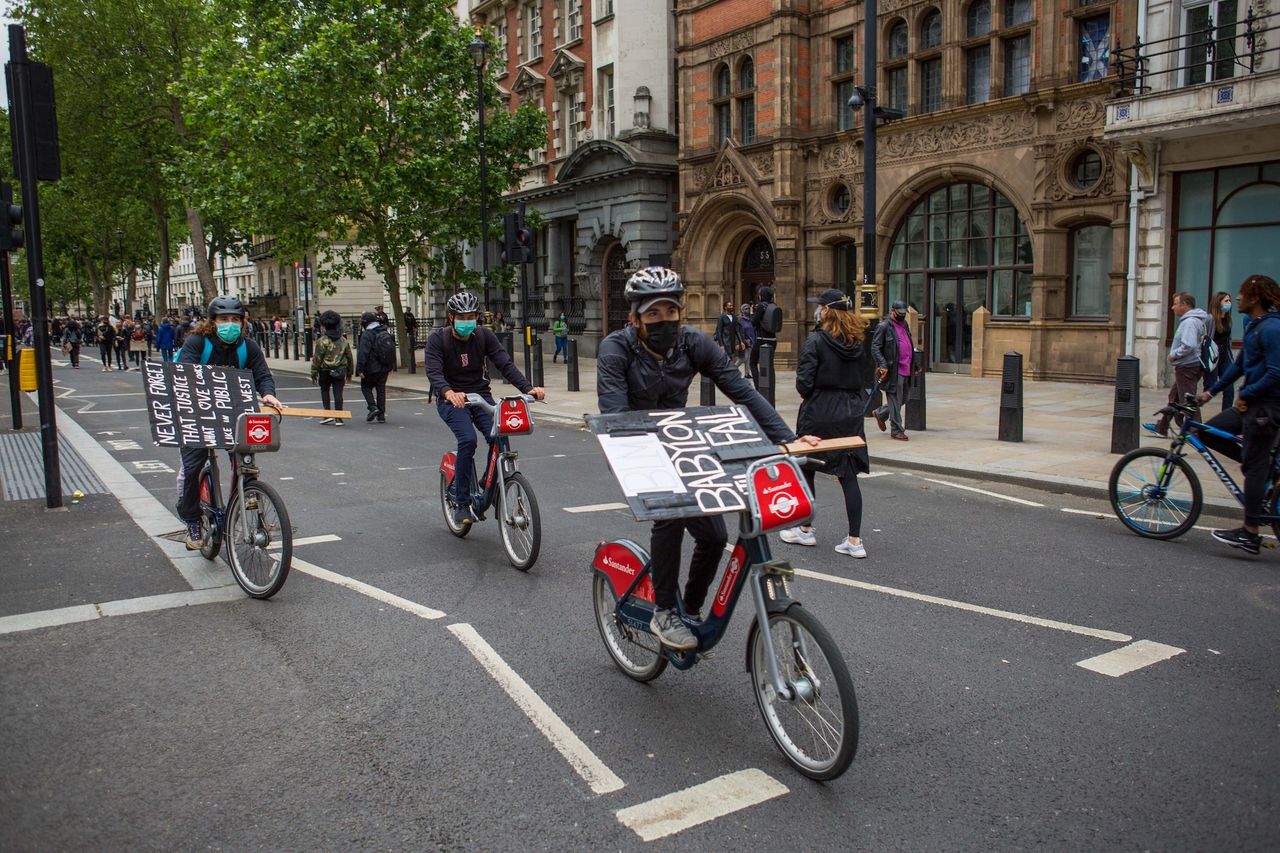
[173,336,248,369]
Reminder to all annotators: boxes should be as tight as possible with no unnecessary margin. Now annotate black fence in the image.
[1113,9,1278,96]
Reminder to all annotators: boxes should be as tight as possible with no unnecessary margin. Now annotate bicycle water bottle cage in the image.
[498,397,533,435]
[744,456,815,537]
[234,412,281,454]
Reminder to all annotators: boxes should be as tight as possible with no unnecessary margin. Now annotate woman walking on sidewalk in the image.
[310,310,353,426]
[779,288,871,558]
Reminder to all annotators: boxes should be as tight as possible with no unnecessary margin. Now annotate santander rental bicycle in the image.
[438,393,542,571]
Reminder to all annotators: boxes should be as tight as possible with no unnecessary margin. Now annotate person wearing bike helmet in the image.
[597,266,819,651]
[425,290,545,527]
[174,294,284,549]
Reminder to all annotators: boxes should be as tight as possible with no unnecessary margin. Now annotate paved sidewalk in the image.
[261,347,1242,506]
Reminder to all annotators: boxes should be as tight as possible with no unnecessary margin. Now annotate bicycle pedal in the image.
[761,559,795,579]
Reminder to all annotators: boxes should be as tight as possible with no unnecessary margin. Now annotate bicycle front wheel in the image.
[498,472,540,571]
[1109,447,1203,539]
[198,472,222,561]
[226,480,292,599]
[748,605,858,781]
[592,573,667,682]
[440,471,471,539]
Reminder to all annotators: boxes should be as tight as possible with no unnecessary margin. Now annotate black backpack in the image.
[759,303,783,334]
[374,328,396,370]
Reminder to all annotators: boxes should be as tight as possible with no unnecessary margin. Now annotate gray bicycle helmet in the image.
[624,267,684,311]
[208,294,245,318]
[446,290,481,314]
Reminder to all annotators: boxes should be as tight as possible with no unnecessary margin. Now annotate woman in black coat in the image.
[780,289,870,558]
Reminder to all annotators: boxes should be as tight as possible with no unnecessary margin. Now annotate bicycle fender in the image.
[440,452,457,485]
[743,585,799,673]
[593,539,655,603]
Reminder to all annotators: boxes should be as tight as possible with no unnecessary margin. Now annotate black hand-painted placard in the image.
[585,406,780,521]
[143,360,258,448]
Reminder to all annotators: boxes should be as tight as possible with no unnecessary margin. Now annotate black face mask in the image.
[643,320,680,354]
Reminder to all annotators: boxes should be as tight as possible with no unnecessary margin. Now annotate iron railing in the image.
[1113,7,1280,97]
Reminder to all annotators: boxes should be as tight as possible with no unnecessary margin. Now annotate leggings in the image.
[803,468,863,538]
[114,342,128,369]
[99,343,112,366]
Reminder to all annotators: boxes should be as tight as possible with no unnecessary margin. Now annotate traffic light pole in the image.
[8,25,61,507]
[0,231,21,430]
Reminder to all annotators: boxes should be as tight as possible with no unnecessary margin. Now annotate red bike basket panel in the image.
[752,461,813,533]
[244,415,274,446]
[497,398,532,435]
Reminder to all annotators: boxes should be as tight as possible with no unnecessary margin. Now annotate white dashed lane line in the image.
[564,502,629,513]
[615,768,788,842]
[919,476,1045,507]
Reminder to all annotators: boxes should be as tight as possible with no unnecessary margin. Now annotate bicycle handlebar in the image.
[463,392,539,411]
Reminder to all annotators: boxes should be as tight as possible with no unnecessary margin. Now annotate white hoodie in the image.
[1170,307,1211,367]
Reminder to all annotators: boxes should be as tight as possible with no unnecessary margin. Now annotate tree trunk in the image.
[88,260,107,318]
[185,204,216,305]
[153,199,171,317]
[375,242,410,369]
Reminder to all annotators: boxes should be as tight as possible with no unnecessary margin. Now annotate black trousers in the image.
[176,446,209,524]
[318,373,346,411]
[1200,400,1280,527]
[649,514,728,612]
[99,343,112,366]
[361,372,388,414]
[803,468,864,538]
[67,343,80,366]
[114,342,128,369]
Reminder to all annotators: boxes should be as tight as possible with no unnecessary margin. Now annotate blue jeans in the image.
[438,395,494,507]
[554,335,568,359]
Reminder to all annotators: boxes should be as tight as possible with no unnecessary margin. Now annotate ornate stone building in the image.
[675,0,1135,379]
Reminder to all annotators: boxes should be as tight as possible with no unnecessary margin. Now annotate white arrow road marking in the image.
[448,622,625,795]
[1076,640,1186,677]
[615,768,788,841]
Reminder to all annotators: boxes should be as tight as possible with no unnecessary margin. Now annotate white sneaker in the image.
[780,527,817,546]
[319,417,334,425]
[834,539,867,558]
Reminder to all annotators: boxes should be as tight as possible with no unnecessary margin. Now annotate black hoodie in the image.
[795,329,869,476]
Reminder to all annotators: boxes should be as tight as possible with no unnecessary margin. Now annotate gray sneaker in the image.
[184,521,203,551]
[650,608,697,650]
[453,504,479,527]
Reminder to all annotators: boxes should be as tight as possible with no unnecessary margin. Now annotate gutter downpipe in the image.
[1125,0,1151,357]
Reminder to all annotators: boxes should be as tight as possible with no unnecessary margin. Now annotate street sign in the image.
[142,360,258,448]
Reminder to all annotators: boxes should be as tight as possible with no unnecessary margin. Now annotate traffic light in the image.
[0,184,22,252]
[515,225,535,265]
[501,211,535,265]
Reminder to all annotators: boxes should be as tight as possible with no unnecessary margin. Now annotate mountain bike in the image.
[195,411,293,598]
[591,448,858,780]
[1109,394,1280,539]
[438,393,542,571]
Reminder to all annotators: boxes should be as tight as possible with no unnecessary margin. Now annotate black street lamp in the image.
[115,226,125,316]
[467,33,491,313]
[302,253,313,359]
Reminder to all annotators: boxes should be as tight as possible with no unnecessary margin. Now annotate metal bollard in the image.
[1111,355,1141,454]
[283,332,290,360]
[407,329,416,374]
[531,334,544,387]
[567,339,579,392]
[293,330,301,360]
[905,348,927,432]
[272,334,280,359]
[498,330,515,385]
[700,374,716,406]
[998,351,1023,442]
[758,341,776,407]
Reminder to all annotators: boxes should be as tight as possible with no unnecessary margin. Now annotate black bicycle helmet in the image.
[624,266,684,306]
[208,294,245,318]
[446,290,481,314]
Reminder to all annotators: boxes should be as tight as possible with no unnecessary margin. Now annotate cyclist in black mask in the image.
[597,266,817,650]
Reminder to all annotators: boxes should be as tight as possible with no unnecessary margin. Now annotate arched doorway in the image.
[602,242,630,334]
[885,182,1033,372]
[740,236,774,305]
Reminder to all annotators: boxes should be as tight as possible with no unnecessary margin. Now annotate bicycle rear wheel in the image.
[226,480,292,600]
[748,604,858,781]
[1109,447,1203,539]
[440,471,472,538]
[592,573,667,682]
[498,472,540,571]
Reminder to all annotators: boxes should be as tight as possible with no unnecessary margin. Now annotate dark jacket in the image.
[356,323,393,376]
[796,330,869,477]
[751,300,778,342]
[176,332,276,397]
[98,322,116,345]
[739,314,756,347]
[713,312,744,349]
[311,329,354,382]
[1209,310,1280,402]
[871,315,915,379]
[156,322,176,351]
[596,324,795,443]
[424,325,532,400]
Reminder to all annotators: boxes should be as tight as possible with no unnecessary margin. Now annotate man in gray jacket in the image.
[1153,291,1212,436]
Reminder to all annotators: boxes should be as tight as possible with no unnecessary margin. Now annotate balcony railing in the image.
[248,238,277,261]
[1113,8,1279,97]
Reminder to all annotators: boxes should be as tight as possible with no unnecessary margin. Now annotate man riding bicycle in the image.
[596,267,818,651]
[425,290,545,528]
[175,295,284,549]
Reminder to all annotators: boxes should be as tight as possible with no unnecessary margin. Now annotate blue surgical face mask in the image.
[453,319,477,337]
[216,322,242,344]
[1222,300,1232,312]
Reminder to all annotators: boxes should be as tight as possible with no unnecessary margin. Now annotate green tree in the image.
[180,0,545,359]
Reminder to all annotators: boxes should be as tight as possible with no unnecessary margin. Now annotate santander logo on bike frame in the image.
[753,463,811,533]
[712,545,748,617]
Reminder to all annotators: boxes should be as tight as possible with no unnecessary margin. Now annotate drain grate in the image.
[0,431,108,501]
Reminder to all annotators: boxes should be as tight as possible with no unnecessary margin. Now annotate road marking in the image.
[920,477,1045,507]
[292,558,445,620]
[859,471,892,478]
[553,454,567,458]
[615,768,788,841]
[279,476,295,480]
[331,471,345,476]
[0,587,243,636]
[794,569,1132,642]
[397,465,433,471]
[447,622,625,795]
[1076,640,1186,677]
[132,460,175,474]
[564,502,629,514]
[106,439,142,451]
[1062,507,1107,517]
[268,534,341,549]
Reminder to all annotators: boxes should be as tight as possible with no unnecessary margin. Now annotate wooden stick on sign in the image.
[263,404,353,419]
[780,436,866,455]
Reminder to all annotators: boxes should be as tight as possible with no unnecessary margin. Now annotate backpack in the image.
[172,335,248,369]
[759,302,783,334]
[131,326,146,342]
[1199,319,1219,372]
[373,327,396,370]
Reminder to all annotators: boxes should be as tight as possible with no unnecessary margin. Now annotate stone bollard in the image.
[998,351,1023,442]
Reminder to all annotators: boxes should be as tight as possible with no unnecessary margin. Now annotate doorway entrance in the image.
[928,275,985,372]
[740,236,775,305]
[602,243,629,334]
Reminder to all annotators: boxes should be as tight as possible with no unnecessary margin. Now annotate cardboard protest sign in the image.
[143,360,258,448]
[585,406,780,521]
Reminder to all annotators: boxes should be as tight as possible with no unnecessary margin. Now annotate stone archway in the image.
[739,235,775,305]
[601,241,630,335]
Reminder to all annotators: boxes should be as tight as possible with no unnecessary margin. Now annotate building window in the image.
[1005,0,1032,27]
[495,19,508,74]
[834,35,856,131]
[888,19,909,59]
[1004,34,1031,96]
[527,3,543,62]
[1070,225,1112,318]
[564,0,583,44]
[887,66,909,115]
[738,57,757,144]
[920,58,942,113]
[599,0,613,17]
[967,0,992,37]
[1072,149,1103,189]
[921,9,943,50]
[600,66,615,138]
[966,44,991,103]
[834,242,857,294]
[713,64,731,145]
[1184,1,1239,86]
[1078,14,1110,81]
[829,183,852,217]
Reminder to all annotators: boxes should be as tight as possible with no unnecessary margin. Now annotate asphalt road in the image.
[2,359,1277,850]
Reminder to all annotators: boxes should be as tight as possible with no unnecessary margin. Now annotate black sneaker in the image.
[1211,527,1261,555]
[184,521,203,551]
[366,410,378,422]
[453,504,479,527]
[650,608,697,650]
